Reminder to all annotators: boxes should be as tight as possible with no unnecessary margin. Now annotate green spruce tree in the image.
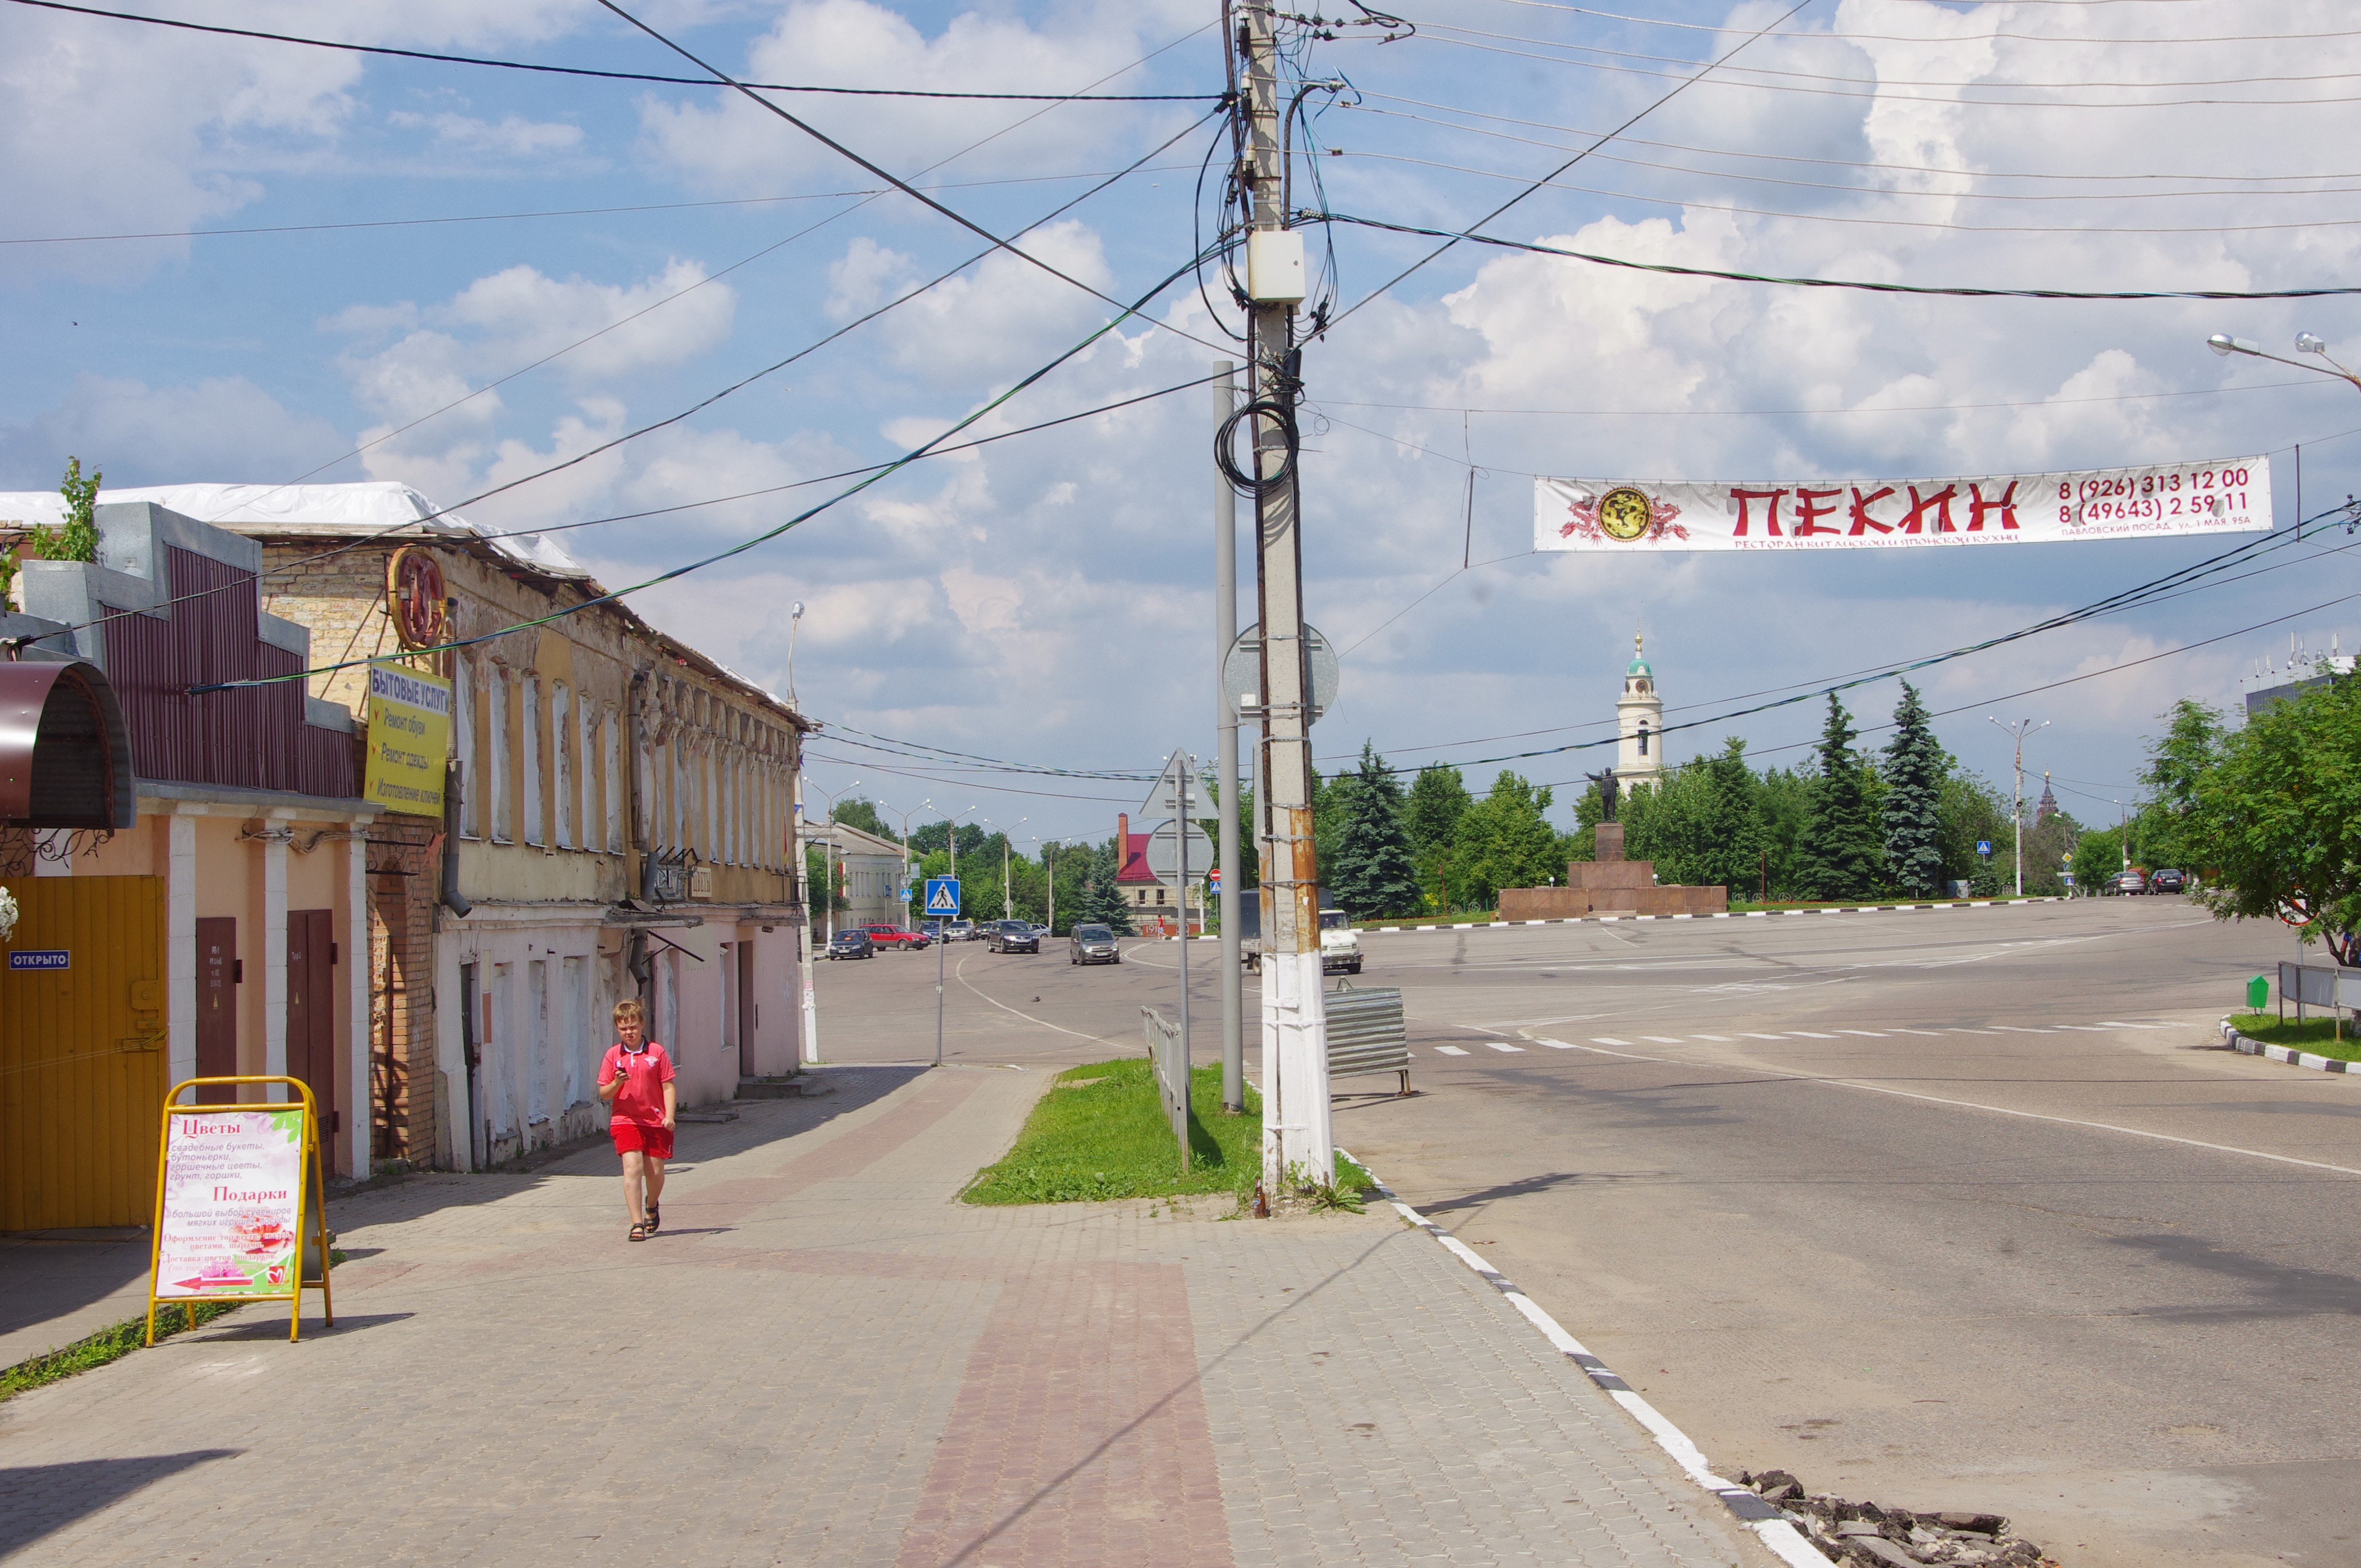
[1325,742,1423,918]
[1793,694,1886,902]
[1404,764,1472,911]
[1879,680,1948,899]
[1075,840,1136,935]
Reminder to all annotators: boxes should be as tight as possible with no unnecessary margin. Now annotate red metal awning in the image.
[0,660,135,829]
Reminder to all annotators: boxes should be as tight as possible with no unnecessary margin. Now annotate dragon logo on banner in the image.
[1559,484,1687,545]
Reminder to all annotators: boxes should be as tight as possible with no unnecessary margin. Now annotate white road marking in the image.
[1535,1038,1580,1049]
[1690,1034,1733,1042]
[1948,1027,1999,1035]
[1786,1031,1840,1039]
[2055,1024,2109,1031]
[1832,1030,1886,1037]
[1738,1032,1787,1042]
[1641,1036,1685,1044]
[1483,1041,1525,1053]
[1889,1028,1943,1037]
[1521,1035,2361,1179]
[2099,1021,2168,1029]
[1989,1025,2058,1034]
[1433,1044,1470,1056]
[1592,1036,1634,1046]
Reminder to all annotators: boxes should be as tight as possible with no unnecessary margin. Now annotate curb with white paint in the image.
[1338,1148,1834,1568]
[1154,896,2070,940]
[2222,1015,2358,1074]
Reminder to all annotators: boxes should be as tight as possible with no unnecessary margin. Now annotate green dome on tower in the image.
[1627,630,1651,677]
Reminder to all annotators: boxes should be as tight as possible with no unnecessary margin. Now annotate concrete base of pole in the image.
[1259,948,1334,1195]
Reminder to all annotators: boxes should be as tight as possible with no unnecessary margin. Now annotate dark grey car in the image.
[985,919,1039,954]
[1069,924,1120,965]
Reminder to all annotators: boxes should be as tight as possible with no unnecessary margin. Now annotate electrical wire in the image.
[2,0,1224,100]
[589,0,1232,359]
[1466,0,2361,48]
[1327,0,1815,330]
[183,239,1225,693]
[1309,211,2361,300]
[1348,88,2361,186]
[40,108,1228,649]
[0,164,1207,247]
[1321,145,2361,237]
[1406,29,2361,110]
[1335,101,2361,204]
[1310,377,2332,420]
[802,752,1141,804]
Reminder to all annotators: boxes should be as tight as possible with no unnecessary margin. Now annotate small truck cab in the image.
[1319,908,1362,974]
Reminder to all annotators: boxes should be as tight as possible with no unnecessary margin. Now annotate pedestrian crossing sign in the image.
[925,876,960,916]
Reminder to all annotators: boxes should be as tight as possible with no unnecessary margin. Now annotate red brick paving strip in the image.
[896,1259,1234,1568]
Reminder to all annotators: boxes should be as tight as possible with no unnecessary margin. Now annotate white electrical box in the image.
[1246,231,1307,303]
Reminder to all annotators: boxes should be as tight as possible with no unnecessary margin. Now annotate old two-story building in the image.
[2,481,814,1174]
[0,498,378,1227]
[818,820,908,938]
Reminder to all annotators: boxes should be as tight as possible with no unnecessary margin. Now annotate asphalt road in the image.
[818,901,2357,1568]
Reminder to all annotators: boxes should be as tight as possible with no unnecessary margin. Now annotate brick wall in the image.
[367,813,442,1167]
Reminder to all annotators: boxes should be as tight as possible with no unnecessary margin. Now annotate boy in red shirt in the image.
[597,999,677,1241]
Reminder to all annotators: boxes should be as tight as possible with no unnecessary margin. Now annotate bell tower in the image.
[1616,630,1663,787]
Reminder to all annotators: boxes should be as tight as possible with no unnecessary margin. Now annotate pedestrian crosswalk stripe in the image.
[1483,1041,1524,1052]
[1890,1028,1943,1036]
[1535,1038,1579,1049]
[1691,1034,1732,1042]
[1641,1036,1684,1044]
[1591,1036,1633,1046]
[1434,1044,1470,1055]
[2098,1021,2165,1029]
[1738,1032,1785,1041]
[1787,1031,1839,1039]
[1832,1030,1886,1037]
[1990,1025,2056,1034]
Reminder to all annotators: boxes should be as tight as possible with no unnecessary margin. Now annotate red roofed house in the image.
[1114,812,1205,935]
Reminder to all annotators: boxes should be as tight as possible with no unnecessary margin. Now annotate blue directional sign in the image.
[925,876,961,916]
[1976,840,1993,857]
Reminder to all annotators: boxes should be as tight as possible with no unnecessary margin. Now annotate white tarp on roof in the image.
[0,480,588,578]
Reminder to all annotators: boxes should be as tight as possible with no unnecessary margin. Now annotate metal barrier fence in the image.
[1142,1005,1189,1172]
[2279,961,2361,1019]
[1325,982,1411,1097]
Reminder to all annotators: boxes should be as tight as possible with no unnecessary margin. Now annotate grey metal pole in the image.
[1215,362,1244,1114]
[935,917,945,1068]
[1175,756,1192,1155]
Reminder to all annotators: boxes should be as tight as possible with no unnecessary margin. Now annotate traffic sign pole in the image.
[926,876,960,1067]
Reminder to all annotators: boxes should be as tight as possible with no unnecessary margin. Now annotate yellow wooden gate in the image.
[0,876,166,1231]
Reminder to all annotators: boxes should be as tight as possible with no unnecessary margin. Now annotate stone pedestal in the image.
[1494,821,1729,921]
[1595,822,1625,862]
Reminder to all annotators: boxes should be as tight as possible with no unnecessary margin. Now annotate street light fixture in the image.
[786,601,806,703]
[1986,716,2048,898]
[2207,330,2361,392]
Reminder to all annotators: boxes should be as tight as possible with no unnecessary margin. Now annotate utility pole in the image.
[1215,361,1245,1115]
[1238,1,1332,1195]
[793,766,819,1066]
[1987,716,2048,898]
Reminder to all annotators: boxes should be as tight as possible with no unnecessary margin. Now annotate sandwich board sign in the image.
[147,1076,334,1343]
[926,876,961,917]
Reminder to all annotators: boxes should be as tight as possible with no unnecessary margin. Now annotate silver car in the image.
[1069,924,1120,965]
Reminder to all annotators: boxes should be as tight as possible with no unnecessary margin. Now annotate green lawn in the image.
[2227,1012,2361,1062]
[964,1058,1373,1205]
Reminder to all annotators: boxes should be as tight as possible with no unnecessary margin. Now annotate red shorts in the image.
[612,1122,674,1159]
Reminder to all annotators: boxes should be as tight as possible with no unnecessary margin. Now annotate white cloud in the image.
[637,0,1201,189]
[0,373,352,490]
[387,111,585,157]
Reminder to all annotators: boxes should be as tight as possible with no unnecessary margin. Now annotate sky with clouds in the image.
[3,0,2357,845]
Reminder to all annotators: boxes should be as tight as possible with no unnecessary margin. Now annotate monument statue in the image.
[1585,766,1619,823]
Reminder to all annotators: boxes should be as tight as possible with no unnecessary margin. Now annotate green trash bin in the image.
[2246,974,2270,1011]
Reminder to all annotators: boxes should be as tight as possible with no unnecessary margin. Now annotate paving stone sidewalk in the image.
[0,1063,1776,1568]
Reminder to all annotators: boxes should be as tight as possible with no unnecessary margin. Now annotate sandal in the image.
[645,1204,660,1233]
[628,1222,650,1242]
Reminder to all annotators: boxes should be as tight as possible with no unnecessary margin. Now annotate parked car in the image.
[2148,868,2187,894]
[2114,869,2147,895]
[985,919,1040,954]
[864,923,929,951]
[1029,923,1051,940]
[1070,924,1120,965]
[826,928,874,960]
[946,919,978,941]
[920,919,945,941]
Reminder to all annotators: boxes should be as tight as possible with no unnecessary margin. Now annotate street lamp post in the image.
[2208,330,2361,393]
[1986,716,2048,897]
[785,601,806,703]
[944,803,980,876]
[877,797,931,925]
[977,816,1027,921]
[801,777,861,943]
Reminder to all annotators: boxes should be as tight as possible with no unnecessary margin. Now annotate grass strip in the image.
[0,1300,240,1404]
[964,1058,1373,1205]
[2227,1012,2361,1061]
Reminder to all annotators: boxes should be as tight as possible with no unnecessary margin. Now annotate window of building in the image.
[456,658,477,839]
[523,679,544,846]
[1638,721,1650,757]
[488,673,512,843]
[604,710,623,852]
[552,682,573,850]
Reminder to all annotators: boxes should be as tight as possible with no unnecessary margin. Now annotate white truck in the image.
[1237,894,1361,974]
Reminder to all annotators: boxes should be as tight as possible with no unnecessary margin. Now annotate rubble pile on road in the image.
[1737,1470,2061,1567]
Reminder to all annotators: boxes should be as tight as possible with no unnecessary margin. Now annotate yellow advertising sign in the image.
[362,661,451,816]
